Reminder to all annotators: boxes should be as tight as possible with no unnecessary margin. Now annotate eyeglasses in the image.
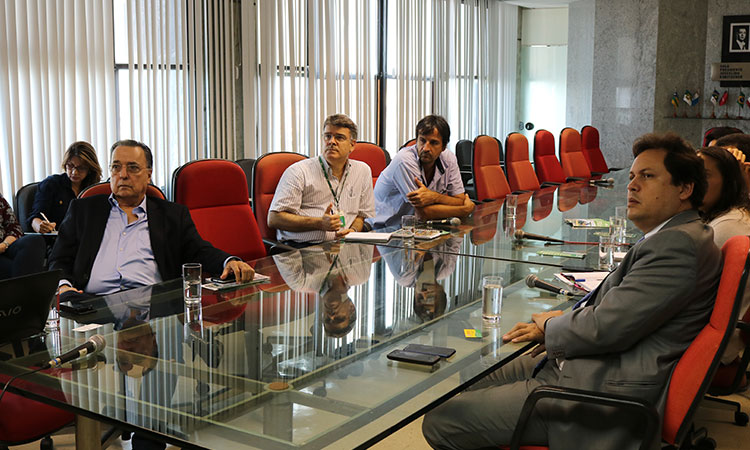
[65,163,89,173]
[110,163,145,175]
[322,133,350,143]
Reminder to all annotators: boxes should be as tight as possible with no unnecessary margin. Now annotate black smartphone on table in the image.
[387,350,440,365]
[403,343,456,359]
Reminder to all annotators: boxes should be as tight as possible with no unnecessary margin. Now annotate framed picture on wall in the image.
[721,15,750,87]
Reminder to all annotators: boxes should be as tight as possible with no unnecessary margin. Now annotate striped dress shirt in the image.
[269,157,375,243]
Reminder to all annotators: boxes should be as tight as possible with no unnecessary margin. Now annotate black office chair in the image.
[235,158,256,207]
[13,182,40,233]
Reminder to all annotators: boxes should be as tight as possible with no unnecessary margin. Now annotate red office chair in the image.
[472,135,511,202]
[173,159,266,262]
[349,142,388,187]
[704,298,750,426]
[559,127,591,180]
[0,370,75,449]
[251,152,307,243]
[78,181,166,200]
[580,126,609,175]
[505,133,540,192]
[399,138,416,150]
[533,130,565,185]
[508,235,750,450]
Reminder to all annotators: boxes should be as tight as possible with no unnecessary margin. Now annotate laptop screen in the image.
[0,270,62,344]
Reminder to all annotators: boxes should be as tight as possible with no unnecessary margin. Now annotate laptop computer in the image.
[0,269,62,344]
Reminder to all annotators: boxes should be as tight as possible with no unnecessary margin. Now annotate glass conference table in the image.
[1,243,575,449]
[0,172,637,449]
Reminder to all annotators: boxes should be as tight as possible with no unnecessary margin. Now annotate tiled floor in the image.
[9,392,750,449]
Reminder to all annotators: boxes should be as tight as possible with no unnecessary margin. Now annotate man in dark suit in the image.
[51,140,254,297]
[423,133,722,449]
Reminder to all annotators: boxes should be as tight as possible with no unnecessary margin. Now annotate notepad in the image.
[537,249,586,259]
[565,218,610,229]
[559,271,608,292]
[342,232,393,243]
[202,273,271,291]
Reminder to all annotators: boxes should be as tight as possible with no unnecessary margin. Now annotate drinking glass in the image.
[183,263,202,305]
[482,275,503,321]
[401,215,416,239]
[598,235,616,271]
[609,215,626,245]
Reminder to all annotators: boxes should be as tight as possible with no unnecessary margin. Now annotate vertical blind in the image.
[0,0,517,197]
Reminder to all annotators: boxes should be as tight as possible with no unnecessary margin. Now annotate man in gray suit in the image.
[422,132,722,449]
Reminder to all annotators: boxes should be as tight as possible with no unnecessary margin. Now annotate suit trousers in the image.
[422,352,558,449]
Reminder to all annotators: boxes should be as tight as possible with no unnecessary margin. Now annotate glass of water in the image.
[609,215,626,245]
[183,263,202,305]
[482,275,503,321]
[599,235,616,271]
[401,215,416,239]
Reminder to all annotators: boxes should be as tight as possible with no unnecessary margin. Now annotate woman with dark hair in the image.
[698,146,750,365]
[29,141,103,233]
[0,193,45,280]
[698,146,750,246]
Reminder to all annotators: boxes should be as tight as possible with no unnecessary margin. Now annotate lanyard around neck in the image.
[318,156,348,210]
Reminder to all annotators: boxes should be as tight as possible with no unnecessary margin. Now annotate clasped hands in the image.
[320,203,351,237]
[407,177,439,208]
[502,310,563,357]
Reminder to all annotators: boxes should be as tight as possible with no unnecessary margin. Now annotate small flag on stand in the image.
[739,91,746,107]
[671,91,680,108]
[682,90,693,105]
[691,91,700,106]
[719,90,729,106]
[711,90,720,105]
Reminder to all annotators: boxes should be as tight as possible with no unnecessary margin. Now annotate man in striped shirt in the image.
[268,114,375,245]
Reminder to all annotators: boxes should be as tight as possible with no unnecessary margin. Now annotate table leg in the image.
[75,415,101,450]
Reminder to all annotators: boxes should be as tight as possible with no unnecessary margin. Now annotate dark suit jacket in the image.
[50,195,231,290]
[543,210,722,449]
[28,173,76,227]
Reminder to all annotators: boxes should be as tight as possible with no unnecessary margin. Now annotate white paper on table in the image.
[560,271,609,292]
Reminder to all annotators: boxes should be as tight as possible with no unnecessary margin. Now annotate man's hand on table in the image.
[222,260,255,283]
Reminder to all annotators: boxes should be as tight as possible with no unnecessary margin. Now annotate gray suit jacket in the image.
[542,210,722,449]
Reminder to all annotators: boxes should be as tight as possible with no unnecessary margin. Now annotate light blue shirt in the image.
[368,145,464,229]
[85,195,163,295]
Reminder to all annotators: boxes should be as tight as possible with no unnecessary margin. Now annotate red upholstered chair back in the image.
[472,135,511,201]
[662,235,750,445]
[505,133,540,192]
[350,141,388,186]
[173,159,266,262]
[470,201,501,245]
[400,138,416,150]
[559,128,592,179]
[580,126,609,174]
[533,130,565,184]
[251,152,307,241]
[579,185,598,204]
[79,181,166,200]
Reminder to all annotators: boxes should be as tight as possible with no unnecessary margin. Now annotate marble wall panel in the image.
[566,0,595,130]
[591,0,659,168]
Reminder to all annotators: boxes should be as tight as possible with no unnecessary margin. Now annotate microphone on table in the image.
[588,178,614,186]
[514,229,565,244]
[426,217,461,227]
[45,335,106,369]
[525,275,579,297]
